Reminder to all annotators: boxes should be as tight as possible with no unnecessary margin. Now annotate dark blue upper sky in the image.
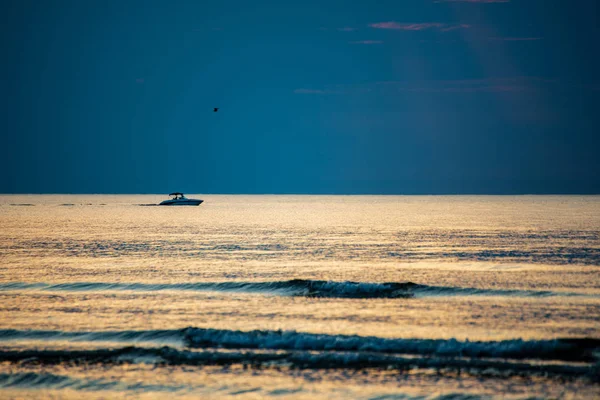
[2,0,599,194]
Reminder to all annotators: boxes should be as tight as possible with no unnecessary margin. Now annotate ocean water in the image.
[0,195,599,399]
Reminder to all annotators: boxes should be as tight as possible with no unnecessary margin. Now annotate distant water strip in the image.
[0,280,594,299]
[1,328,599,363]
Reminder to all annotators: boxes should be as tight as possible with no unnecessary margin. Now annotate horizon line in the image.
[2,193,599,196]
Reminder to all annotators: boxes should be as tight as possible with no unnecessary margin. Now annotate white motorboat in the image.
[159,192,204,206]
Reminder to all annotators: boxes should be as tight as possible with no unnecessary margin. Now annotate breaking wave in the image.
[0,280,591,299]
[1,328,598,363]
[182,328,600,363]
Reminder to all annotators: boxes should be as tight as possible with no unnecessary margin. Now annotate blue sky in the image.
[2,0,599,193]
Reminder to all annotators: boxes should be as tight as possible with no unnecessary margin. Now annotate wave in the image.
[0,280,415,299]
[0,372,505,399]
[0,372,186,393]
[0,280,591,299]
[0,346,595,380]
[182,328,600,363]
[0,328,185,347]
[1,328,598,363]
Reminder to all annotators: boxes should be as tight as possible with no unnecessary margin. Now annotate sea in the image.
[0,195,599,399]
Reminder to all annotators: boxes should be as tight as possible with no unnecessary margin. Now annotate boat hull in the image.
[159,199,203,206]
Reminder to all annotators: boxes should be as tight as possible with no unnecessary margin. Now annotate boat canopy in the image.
[168,192,184,196]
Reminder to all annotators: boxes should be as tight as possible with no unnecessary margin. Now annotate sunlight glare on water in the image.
[0,195,599,398]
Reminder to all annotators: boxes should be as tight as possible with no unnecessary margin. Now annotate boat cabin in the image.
[169,192,187,200]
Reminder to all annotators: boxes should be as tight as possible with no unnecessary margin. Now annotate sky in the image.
[1,0,599,194]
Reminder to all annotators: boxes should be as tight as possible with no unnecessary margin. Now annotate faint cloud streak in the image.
[420,37,543,43]
[294,89,341,95]
[369,22,470,31]
[295,77,561,95]
[375,77,554,93]
[488,37,543,41]
[349,40,383,45]
[434,0,509,3]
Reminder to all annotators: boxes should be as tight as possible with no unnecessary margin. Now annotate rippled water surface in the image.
[1,195,599,399]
